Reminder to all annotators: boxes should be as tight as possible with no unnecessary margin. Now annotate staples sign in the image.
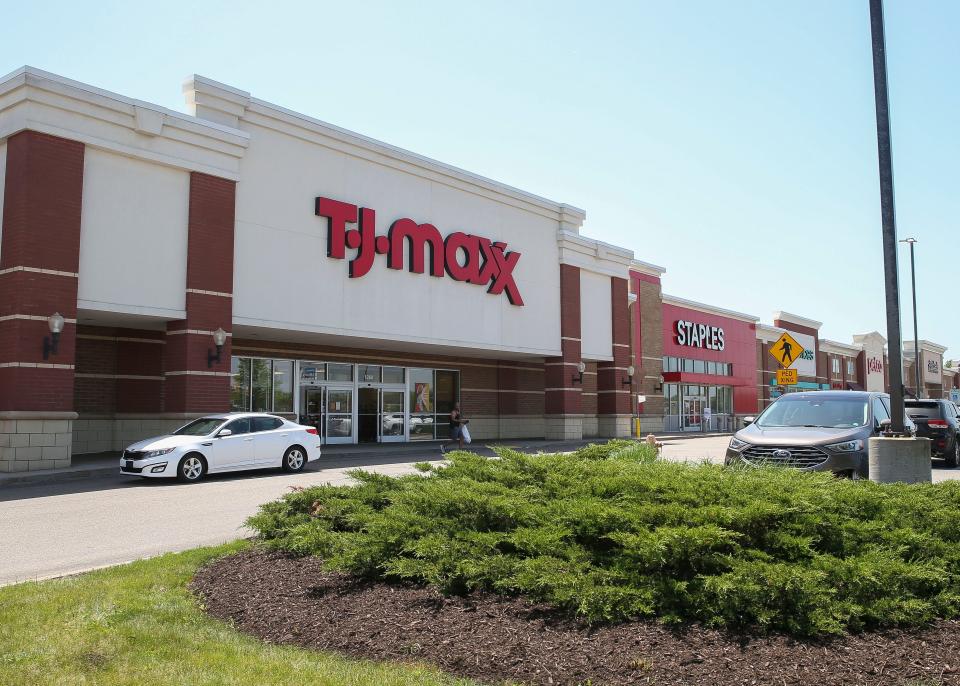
[316,197,523,306]
[675,320,725,351]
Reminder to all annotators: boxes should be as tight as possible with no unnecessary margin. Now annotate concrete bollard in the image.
[868,437,932,484]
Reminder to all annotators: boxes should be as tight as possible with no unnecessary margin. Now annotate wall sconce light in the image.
[622,365,635,387]
[572,361,586,385]
[42,312,65,360]
[654,374,664,393]
[207,327,228,367]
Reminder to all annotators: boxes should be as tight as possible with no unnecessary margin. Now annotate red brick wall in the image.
[544,264,582,415]
[0,131,84,411]
[631,272,663,416]
[74,327,166,415]
[598,276,632,414]
[164,172,236,413]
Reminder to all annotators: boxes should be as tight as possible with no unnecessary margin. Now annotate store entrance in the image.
[682,395,705,432]
[357,387,407,443]
[358,388,378,443]
[298,385,354,444]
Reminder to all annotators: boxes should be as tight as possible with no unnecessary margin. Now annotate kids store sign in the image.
[316,197,524,305]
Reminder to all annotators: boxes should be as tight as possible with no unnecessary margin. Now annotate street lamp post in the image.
[869,0,906,434]
[900,237,920,397]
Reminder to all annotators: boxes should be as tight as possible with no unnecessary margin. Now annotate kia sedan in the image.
[725,391,908,479]
[119,413,322,482]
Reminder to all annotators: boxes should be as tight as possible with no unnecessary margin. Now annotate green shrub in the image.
[246,442,960,636]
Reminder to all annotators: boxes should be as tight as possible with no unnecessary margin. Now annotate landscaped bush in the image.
[247,441,960,636]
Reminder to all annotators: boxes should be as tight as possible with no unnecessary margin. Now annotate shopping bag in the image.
[461,424,472,444]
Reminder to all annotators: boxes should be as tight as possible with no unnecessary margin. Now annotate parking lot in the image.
[1,434,958,587]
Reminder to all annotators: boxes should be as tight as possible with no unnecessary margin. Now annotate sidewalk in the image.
[0,433,731,488]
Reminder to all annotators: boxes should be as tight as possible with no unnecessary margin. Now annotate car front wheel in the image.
[282,446,307,473]
[177,454,207,482]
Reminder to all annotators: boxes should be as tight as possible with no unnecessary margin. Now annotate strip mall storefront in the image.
[0,67,642,470]
[659,296,757,432]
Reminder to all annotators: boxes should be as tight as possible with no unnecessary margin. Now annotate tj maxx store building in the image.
[0,67,955,472]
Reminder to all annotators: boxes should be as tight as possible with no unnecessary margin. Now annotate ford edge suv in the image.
[725,391,914,479]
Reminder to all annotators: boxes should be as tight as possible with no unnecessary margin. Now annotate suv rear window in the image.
[905,401,943,419]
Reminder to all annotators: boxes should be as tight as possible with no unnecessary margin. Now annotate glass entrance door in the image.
[299,387,324,439]
[380,389,406,442]
[358,388,378,443]
[358,388,406,443]
[325,387,354,444]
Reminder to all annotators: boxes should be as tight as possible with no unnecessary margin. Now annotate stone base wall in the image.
[637,414,665,434]
[0,413,76,472]
[582,415,599,439]
[597,414,632,438]
[544,414,583,440]
[450,415,545,441]
[72,416,201,455]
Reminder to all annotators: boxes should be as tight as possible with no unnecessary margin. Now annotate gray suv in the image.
[725,391,911,479]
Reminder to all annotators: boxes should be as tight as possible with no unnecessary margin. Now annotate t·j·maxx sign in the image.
[316,197,524,306]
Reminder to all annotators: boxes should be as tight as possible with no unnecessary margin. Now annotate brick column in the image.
[597,276,632,437]
[544,264,582,440]
[163,172,235,414]
[0,131,84,472]
[633,272,665,432]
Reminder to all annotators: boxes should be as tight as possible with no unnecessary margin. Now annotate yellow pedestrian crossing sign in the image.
[770,332,803,369]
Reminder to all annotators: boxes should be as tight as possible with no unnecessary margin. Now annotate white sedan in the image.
[119,413,322,482]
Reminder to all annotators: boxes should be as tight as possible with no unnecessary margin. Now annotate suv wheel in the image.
[947,440,960,469]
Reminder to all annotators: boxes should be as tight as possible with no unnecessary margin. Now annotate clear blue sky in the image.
[4,1,957,351]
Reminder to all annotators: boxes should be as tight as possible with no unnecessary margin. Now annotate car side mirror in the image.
[741,416,755,427]
[877,418,892,434]
[217,429,233,437]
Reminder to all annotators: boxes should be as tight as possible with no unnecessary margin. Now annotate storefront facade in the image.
[659,296,758,432]
[0,67,640,470]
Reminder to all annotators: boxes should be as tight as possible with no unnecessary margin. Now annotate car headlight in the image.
[824,440,863,453]
[728,437,750,451]
[144,448,175,458]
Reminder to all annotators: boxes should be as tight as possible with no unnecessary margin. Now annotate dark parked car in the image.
[904,399,960,467]
[725,391,913,479]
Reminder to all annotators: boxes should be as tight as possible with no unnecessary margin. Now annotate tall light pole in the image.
[869,0,906,433]
[900,237,920,397]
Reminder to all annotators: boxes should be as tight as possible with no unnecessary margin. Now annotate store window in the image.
[232,356,296,414]
[409,368,435,441]
[230,358,251,410]
[273,360,294,412]
[358,365,381,383]
[251,359,272,411]
[383,366,405,384]
[327,363,354,382]
[662,356,732,377]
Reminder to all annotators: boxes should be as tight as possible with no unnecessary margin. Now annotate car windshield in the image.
[756,397,869,429]
[173,417,227,436]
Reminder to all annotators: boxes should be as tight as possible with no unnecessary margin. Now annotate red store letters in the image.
[315,197,524,306]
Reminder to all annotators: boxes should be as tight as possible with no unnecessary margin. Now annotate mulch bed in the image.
[190,547,960,685]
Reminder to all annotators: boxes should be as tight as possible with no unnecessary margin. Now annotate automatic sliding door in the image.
[326,388,354,444]
[380,390,405,442]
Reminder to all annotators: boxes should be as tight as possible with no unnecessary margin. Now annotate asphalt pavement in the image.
[1,435,958,587]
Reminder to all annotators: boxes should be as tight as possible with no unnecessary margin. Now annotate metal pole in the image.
[910,241,919,397]
[869,0,906,433]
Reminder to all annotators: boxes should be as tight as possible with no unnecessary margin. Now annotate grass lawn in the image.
[0,541,474,686]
